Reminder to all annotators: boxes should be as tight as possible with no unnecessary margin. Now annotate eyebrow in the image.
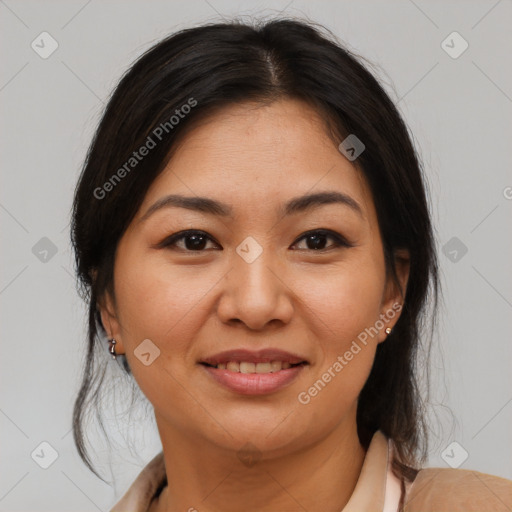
[139,190,364,223]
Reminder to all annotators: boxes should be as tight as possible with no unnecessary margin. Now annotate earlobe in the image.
[378,248,410,343]
[98,291,125,355]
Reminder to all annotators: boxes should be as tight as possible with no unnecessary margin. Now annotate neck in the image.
[153,408,366,512]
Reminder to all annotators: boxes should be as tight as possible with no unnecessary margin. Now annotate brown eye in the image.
[292,229,352,251]
[158,230,220,252]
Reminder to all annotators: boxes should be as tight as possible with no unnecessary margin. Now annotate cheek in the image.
[296,259,384,348]
[293,259,384,407]
[113,247,221,352]
[111,249,218,417]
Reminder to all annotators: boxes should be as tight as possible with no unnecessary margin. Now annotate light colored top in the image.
[111,430,512,511]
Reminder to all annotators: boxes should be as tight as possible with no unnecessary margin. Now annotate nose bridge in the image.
[233,235,280,300]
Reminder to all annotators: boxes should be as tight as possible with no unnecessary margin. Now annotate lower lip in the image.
[201,364,306,395]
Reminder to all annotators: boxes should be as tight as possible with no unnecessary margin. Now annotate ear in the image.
[377,248,410,343]
[97,288,125,355]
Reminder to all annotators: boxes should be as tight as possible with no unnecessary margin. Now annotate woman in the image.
[70,18,512,512]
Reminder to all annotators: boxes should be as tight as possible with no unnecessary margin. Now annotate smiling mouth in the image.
[200,361,307,374]
[200,359,308,395]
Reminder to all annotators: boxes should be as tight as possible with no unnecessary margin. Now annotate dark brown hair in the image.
[71,17,440,483]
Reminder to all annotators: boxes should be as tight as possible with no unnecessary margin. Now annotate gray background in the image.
[1,0,511,510]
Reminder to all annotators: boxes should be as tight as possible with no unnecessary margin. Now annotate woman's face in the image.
[100,98,409,457]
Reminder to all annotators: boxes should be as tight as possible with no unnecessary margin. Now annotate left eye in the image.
[292,229,351,251]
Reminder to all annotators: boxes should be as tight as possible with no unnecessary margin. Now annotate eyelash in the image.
[157,229,353,253]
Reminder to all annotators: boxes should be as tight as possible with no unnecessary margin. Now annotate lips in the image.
[199,348,308,395]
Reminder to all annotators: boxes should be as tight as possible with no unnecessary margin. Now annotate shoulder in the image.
[403,467,512,512]
[110,452,167,512]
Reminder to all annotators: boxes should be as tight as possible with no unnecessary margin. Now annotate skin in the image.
[100,98,410,512]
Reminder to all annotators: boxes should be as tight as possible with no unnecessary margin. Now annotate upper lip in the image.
[200,349,308,366]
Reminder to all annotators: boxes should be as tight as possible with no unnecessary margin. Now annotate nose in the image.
[216,248,294,331]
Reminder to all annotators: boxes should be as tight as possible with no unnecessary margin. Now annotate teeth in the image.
[240,362,256,374]
[271,361,282,372]
[216,361,296,373]
[255,362,271,373]
[226,361,239,372]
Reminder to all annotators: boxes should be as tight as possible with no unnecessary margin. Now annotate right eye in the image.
[158,230,221,252]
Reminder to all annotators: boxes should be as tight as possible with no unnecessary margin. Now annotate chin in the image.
[201,410,316,454]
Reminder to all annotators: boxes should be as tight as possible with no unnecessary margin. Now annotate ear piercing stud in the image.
[108,338,117,359]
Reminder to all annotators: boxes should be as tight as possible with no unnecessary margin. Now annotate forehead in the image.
[138,98,376,223]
